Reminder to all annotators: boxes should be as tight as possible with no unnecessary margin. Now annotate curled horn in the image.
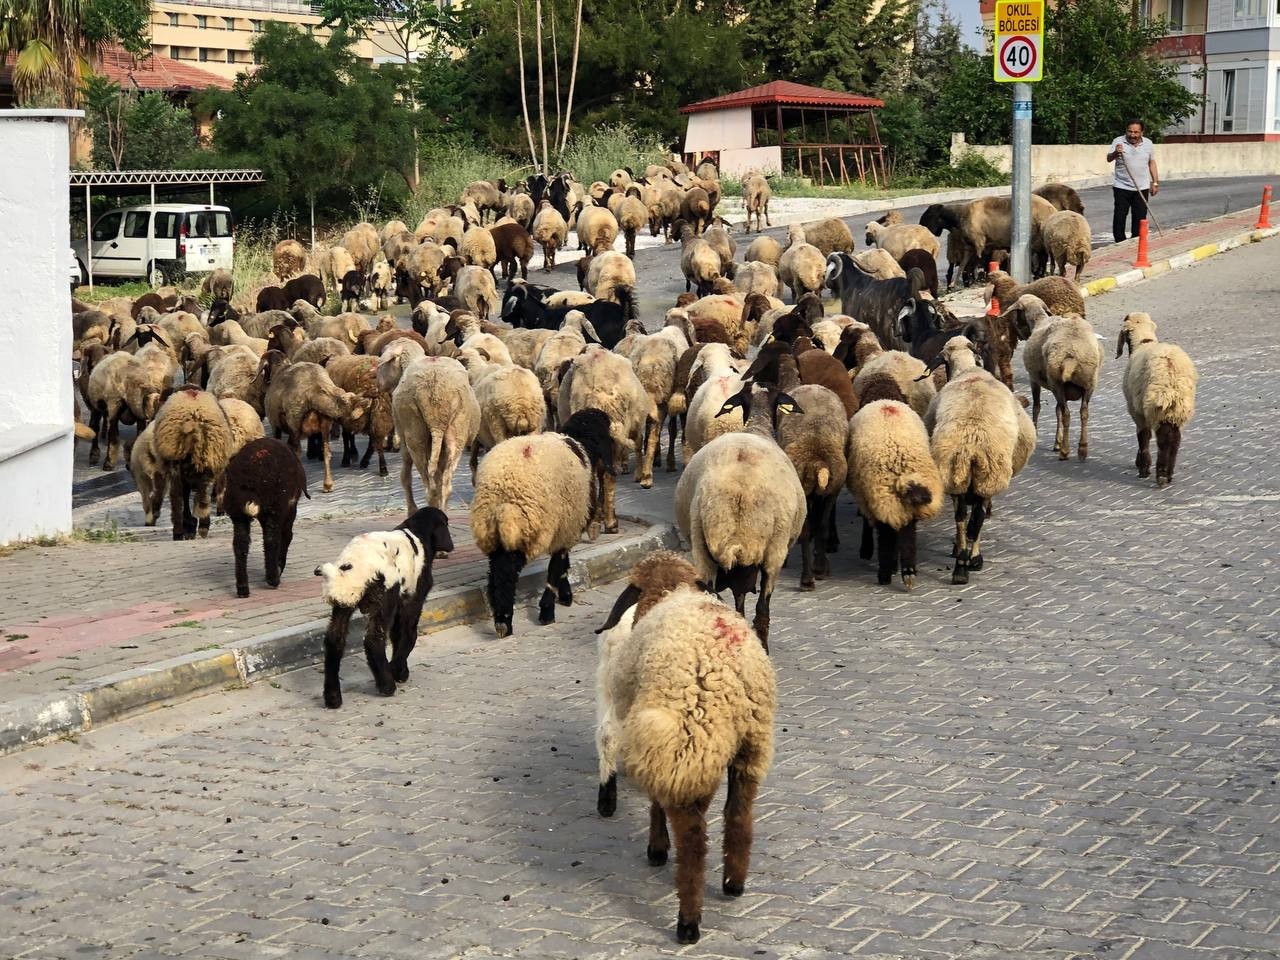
[1115,326,1130,359]
[595,583,642,634]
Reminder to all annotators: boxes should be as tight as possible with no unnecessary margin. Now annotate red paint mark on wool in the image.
[881,405,900,417]
[712,615,745,647]
[522,444,533,459]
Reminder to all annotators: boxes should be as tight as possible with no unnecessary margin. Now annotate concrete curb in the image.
[0,519,681,755]
[1081,225,1279,300]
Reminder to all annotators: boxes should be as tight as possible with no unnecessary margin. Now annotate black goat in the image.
[824,255,944,353]
[221,438,309,598]
[501,289,633,349]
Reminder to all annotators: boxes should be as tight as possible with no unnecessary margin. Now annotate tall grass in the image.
[557,124,669,187]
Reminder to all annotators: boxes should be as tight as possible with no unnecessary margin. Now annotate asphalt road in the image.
[590,174,1277,317]
[16,232,1280,960]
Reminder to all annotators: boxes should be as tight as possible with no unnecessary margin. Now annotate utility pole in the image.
[1010,85,1032,282]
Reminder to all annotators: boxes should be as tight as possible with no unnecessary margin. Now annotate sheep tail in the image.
[667,389,687,417]
[494,504,526,554]
[622,704,735,807]
[896,474,935,508]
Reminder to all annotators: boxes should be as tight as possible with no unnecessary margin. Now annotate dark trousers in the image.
[1113,187,1150,243]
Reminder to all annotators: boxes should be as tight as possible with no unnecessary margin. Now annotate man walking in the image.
[1107,120,1159,243]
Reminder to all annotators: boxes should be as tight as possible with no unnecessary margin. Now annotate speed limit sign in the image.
[994,1,1044,82]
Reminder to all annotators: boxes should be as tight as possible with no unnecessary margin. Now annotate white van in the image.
[73,204,235,287]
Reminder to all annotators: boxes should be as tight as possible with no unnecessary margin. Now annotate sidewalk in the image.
[1,461,680,752]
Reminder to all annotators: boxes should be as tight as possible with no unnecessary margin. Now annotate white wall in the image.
[0,110,77,546]
[683,108,753,152]
[720,146,782,178]
[952,134,1280,184]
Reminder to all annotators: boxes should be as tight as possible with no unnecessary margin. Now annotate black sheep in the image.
[896,249,940,298]
[221,438,309,598]
[256,285,291,312]
[315,507,454,709]
[281,273,326,308]
[339,269,365,312]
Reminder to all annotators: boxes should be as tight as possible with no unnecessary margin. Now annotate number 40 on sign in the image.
[994,0,1044,83]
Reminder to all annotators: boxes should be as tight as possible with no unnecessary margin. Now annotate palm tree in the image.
[0,0,148,107]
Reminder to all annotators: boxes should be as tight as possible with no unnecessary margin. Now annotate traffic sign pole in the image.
[1011,85,1032,283]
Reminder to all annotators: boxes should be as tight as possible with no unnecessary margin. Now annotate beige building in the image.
[148,0,428,81]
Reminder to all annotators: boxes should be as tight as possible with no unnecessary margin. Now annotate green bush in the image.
[557,123,669,187]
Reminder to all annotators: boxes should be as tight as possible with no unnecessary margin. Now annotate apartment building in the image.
[148,0,427,82]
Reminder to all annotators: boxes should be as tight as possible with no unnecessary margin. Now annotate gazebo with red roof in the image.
[679,80,887,187]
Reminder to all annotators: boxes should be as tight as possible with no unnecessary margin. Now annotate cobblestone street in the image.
[1,240,1277,960]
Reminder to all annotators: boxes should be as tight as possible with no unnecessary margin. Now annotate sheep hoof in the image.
[236,586,250,598]
[723,879,745,897]
[639,477,652,489]
[323,688,342,709]
[390,662,409,683]
[494,621,512,639]
[901,575,915,592]
[1077,449,1088,461]
[1058,450,1069,461]
[435,550,449,559]
[597,776,617,817]
[799,579,815,592]
[322,481,334,493]
[1156,476,1169,488]
[968,555,984,571]
[675,917,700,945]
[144,518,156,527]
[604,523,619,535]
[647,846,668,866]
[951,561,970,585]
[376,678,396,697]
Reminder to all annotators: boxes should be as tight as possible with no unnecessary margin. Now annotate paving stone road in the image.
[3,238,1278,960]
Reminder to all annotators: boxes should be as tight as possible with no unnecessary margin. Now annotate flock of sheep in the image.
[67,158,1201,944]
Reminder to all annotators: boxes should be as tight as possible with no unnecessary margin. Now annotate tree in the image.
[202,24,413,213]
[82,82,201,170]
[318,0,470,190]
[0,0,148,106]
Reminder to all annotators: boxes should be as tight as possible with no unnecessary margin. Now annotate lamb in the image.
[1116,312,1197,486]
[865,220,941,260]
[615,324,686,473]
[853,350,937,418]
[742,171,772,232]
[586,250,637,306]
[845,398,944,589]
[559,346,658,521]
[264,360,367,493]
[576,204,620,255]
[368,260,394,309]
[921,337,1036,584]
[800,217,855,257]
[743,234,781,267]
[1040,210,1092,279]
[675,382,806,647]
[488,222,534,279]
[1034,182,1085,214]
[151,387,233,541]
[682,343,749,458]
[999,294,1103,461]
[220,438,309,597]
[680,223,721,297]
[592,551,776,945]
[316,508,454,708]
[392,355,480,511]
[531,201,569,271]
[453,264,499,319]
[272,239,308,281]
[469,408,615,637]
[985,269,1085,318]
[778,224,826,301]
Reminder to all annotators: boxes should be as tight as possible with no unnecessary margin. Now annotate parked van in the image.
[72,204,234,287]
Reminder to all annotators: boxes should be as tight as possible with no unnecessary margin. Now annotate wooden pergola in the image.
[680,81,887,188]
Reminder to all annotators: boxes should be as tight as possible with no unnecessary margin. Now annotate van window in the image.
[186,211,233,238]
[123,211,150,239]
[92,211,123,241]
[154,211,182,238]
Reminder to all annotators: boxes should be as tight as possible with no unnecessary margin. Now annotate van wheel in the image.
[147,261,164,289]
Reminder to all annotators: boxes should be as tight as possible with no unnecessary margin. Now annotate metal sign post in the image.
[994,1,1044,283]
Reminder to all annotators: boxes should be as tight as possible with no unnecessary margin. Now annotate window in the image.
[154,212,181,239]
[305,24,314,35]
[92,211,122,242]
[225,17,235,30]
[167,12,178,27]
[199,48,209,61]
[123,212,150,239]
[1169,0,1183,30]
[251,19,262,32]
[252,51,262,64]
[196,15,207,28]
[186,212,233,239]
[1222,70,1236,132]
[1233,0,1262,15]
[226,50,236,63]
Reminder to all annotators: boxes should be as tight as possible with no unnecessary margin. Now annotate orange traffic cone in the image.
[1134,220,1152,268]
[1256,185,1273,229]
[985,260,1001,316]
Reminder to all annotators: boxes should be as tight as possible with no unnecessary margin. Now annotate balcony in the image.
[1153,32,1205,58]
[157,0,323,13]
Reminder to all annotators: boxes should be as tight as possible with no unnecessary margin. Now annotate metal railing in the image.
[157,0,322,14]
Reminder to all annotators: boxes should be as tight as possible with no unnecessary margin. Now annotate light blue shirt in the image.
[1111,136,1154,191]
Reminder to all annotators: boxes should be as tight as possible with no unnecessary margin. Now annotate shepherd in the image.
[1107,119,1160,244]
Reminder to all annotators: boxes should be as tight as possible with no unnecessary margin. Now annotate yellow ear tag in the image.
[777,402,795,414]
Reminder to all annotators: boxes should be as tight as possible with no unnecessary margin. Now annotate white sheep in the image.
[1004,294,1103,461]
[864,220,941,260]
[1041,209,1092,279]
[531,201,569,271]
[392,355,480,511]
[593,551,776,945]
[1116,312,1197,487]
[453,265,499,319]
[922,337,1036,584]
[778,224,826,301]
[458,346,546,479]
[742,172,772,233]
[682,342,747,459]
[675,382,806,648]
[585,250,636,305]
